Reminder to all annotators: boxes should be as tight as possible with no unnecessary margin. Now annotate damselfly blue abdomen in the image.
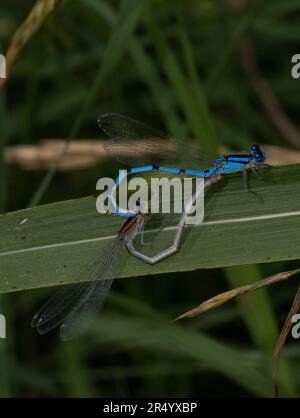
[98,113,266,217]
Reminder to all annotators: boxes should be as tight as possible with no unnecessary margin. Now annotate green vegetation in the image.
[0,0,299,398]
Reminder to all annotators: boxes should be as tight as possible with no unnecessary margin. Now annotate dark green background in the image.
[0,0,299,398]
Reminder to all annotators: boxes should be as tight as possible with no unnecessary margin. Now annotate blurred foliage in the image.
[0,0,300,398]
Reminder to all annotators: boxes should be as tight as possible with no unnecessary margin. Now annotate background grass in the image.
[0,0,300,397]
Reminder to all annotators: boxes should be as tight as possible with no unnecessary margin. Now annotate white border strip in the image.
[1,210,300,257]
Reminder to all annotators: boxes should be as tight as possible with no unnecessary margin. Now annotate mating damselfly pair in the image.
[32,113,267,340]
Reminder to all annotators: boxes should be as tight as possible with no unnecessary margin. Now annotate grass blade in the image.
[29,0,145,207]
[0,165,300,293]
[0,0,63,88]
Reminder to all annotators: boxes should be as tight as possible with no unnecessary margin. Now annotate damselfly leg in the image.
[126,174,223,264]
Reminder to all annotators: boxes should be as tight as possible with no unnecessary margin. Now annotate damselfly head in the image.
[118,212,146,243]
[250,144,266,163]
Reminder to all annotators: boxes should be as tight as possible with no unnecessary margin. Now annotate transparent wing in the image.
[31,239,122,341]
[99,113,216,170]
[31,281,93,333]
